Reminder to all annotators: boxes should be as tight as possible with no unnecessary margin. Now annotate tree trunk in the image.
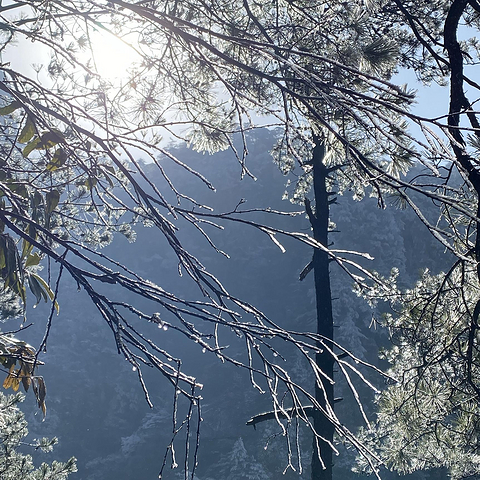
[309,136,334,480]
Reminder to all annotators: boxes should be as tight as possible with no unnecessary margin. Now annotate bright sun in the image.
[89,29,141,81]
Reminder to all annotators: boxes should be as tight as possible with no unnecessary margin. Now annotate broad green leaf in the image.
[22,221,37,260]
[103,164,116,175]
[0,101,21,115]
[25,252,41,268]
[32,191,43,208]
[46,148,67,171]
[18,117,36,143]
[22,137,41,157]
[45,190,60,215]
[3,234,19,278]
[40,130,65,149]
[21,237,33,260]
[0,201,4,234]
[21,130,65,157]
[0,245,5,269]
[12,280,26,305]
[28,273,48,306]
[101,166,115,188]
[7,182,28,198]
[30,273,59,312]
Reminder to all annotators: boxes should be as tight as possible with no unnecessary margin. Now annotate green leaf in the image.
[18,117,36,144]
[25,252,41,268]
[22,137,41,157]
[22,130,65,157]
[5,276,27,305]
[0,101,22,115]
[32,191,43,208]
[7,182,28,198]
[21,223,37,261]
[46,148,67,171]
[21,237,33,260]
[0,244,5,270]
[85,177,97,190]
[28,273,48,306]
[30,273,59,313]
[16,280,26,305]
[103,165,116,175]
[2,234,19,279]
[40,130,65,149]
[45,190,60,215]
[101,166,115,188]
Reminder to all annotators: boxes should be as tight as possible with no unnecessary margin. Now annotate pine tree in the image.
[214,438,269,480]
[353,1,480,477]
[0,391,76,480]
[3,1,480,479]
[0,3,417,478]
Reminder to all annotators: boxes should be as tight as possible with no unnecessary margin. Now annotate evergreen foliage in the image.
[358,263,480,479]
[1,1,480,479]
[0,391,76,480]
[213,438,270,480]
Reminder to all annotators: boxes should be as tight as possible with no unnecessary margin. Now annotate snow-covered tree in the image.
[4,0,480,479]
[0,2,419,478]
[356,263,480,479]
[213,438,269,480]
[0,391,76,480]
[351,1,480,478]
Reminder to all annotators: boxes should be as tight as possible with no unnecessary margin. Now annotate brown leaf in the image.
[32,376,38,397]
[12,377,20,392]
[37,376,46,407]
[3,374,13,389]
[21,375,31,392]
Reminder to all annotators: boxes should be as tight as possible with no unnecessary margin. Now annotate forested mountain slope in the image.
[11,129,448,480]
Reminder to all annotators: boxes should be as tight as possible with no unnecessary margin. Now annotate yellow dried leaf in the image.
[11,377,20,392]
[3,374,13,389]
[38,376,46,404]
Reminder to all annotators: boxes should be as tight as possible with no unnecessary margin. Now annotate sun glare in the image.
[89,29,141,81]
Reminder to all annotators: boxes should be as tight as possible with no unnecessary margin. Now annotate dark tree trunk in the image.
[309,136,334,480]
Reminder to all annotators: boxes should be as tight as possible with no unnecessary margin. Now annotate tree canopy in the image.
[2,0,480,479]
